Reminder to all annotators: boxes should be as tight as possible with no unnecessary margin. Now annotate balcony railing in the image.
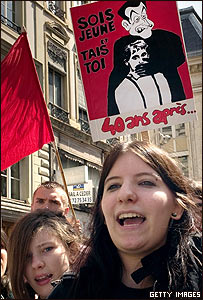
[47,1,65,22]
[79,119,91,134]
[48,102,69,124]
[1,15,21,34]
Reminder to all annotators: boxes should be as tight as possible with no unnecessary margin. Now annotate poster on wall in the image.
[70,1,197,142]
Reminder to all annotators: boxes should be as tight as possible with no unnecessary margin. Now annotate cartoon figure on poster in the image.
[108,0,186,116]
[70,0,196,142]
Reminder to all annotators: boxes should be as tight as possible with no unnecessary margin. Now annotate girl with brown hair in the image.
[7,209,81,299]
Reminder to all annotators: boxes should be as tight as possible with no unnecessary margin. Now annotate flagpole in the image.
[52,141,77,222]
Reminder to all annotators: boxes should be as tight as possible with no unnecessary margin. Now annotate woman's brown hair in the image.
[75,140,201,295]
[8,209,81,299]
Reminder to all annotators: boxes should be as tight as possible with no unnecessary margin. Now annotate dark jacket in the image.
[48,236,202,299]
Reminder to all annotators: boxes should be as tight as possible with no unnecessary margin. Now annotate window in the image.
[160,124,187,151]
[35,60,43,92]
[178,156,189,177]
[161,126,172,138]
[159,126,172,147]
[175,123,185,137]
[1,1,15,22]
[77,67,86,109]
[161,124,185,139]
[49,68,63,107]
[46,1,65,21]
[1,162,20,200]
[48,67,69,123]
[79,107,88,123]
[73,1,86,6]
[79,107,90,134]
[1,170,7,197]
[1,1,21,33]
[131,133,138,141]
[46,1,61,10]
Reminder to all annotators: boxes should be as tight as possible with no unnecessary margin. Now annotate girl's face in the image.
[101,151,183,259]
[1,248,7,277]
[25,228,69,299]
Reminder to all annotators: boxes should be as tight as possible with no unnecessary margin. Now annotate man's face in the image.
[122,3,154,38]
[31,187,69,215]
[127,40,149,71]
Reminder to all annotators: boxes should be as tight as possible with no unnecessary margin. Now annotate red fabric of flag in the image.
[1,32,54,171]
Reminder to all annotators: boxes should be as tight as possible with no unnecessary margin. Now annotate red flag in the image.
[1,32,54,171]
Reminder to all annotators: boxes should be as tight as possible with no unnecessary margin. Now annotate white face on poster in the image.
[121,2,154,38]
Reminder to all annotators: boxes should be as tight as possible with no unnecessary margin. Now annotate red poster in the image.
[71,1,196,141]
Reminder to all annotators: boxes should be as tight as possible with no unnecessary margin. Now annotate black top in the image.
[48,236,202,299]
[108,282,153,299]
[48,275,153,299]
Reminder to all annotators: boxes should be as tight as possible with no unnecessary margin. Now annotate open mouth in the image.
[135,25,148,34]
[35,274,53,283]
[117,213,146,226]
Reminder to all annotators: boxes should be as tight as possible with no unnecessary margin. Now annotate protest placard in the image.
[71,1,196,142]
